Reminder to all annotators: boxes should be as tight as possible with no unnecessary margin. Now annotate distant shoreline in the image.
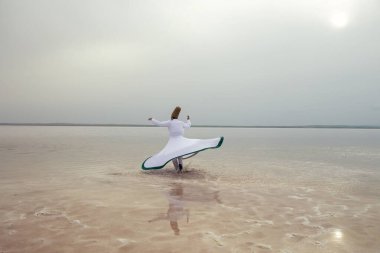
[0,123,379,129]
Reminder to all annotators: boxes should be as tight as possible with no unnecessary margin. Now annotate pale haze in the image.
[0,0,379,125]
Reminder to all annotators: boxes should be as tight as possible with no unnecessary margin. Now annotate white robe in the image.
[142,119,223,170]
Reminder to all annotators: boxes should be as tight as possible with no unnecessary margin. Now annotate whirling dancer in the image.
[142,106,223,172]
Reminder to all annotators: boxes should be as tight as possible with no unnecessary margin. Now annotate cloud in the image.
[0,0,379,125]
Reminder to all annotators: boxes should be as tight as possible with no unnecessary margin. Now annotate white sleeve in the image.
[183,120,191,128]
[151,119,170,127]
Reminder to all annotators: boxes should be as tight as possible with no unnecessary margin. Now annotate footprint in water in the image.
[34,208,62,217]
[255,243,272,251]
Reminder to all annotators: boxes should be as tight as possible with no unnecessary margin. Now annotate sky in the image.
[0,0,379,125]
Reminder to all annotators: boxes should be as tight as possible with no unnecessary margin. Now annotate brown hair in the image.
[171,106,181,119]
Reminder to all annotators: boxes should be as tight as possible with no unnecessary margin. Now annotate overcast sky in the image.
[0,0,379,125]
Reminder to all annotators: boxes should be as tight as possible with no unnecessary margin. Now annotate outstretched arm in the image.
[183,115,191,128]
[149,118,170,127]
[186,209,190,223]
[148,213,167,223]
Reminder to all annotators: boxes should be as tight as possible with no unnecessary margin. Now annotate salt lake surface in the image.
[0,126,379,253]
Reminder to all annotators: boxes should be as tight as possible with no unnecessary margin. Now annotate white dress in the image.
[142,119,224,170]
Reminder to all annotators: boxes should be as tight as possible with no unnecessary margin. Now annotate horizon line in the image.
[0,122,379,129]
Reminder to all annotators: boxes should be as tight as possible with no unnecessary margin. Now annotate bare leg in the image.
[172,158,179,171]
[170,221,180,235]
[178,157,183,172]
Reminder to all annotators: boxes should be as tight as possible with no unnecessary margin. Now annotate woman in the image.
[142,106,223,172]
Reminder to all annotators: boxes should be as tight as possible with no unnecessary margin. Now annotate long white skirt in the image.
[142,136,224,170]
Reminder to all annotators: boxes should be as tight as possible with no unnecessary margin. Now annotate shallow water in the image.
[1,126,379,253]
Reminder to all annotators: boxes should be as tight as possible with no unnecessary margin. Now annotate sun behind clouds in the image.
[330,11,349,28]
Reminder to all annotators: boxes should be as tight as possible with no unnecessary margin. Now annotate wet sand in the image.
[1,126,379,252]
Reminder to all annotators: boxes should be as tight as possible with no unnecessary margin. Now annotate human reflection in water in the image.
[148,183,189,235]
